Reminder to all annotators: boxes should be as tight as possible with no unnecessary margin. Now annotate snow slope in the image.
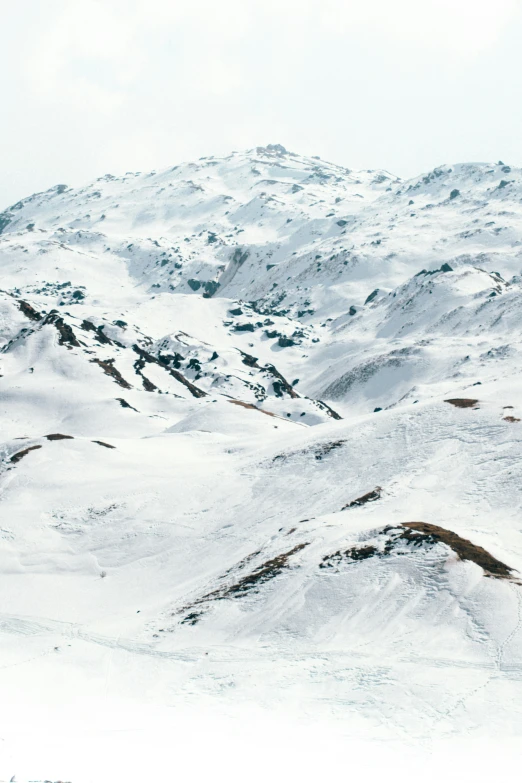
[2,145,522,766]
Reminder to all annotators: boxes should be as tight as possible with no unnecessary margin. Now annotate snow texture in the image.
[1,146,522,776]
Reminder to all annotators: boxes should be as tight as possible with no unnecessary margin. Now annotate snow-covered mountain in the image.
[2,144,522,748]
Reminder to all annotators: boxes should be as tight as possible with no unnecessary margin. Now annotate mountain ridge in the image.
[1,144,522,739]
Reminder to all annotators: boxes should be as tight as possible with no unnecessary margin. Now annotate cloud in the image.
[316,0,519,56]
[23,0,520,114]
[24,0,142,109]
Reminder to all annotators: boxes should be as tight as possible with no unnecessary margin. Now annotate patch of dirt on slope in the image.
[400,522,514,579]
[132,345,159,391]
[45,433,74,441]
[177,543,309,626]
[229,399,276,417]
[140,373,158,392]
[90,358,132,389]
[223,543,310,596]
[222,548,263,576]
[92,440,116,449]
[342,486,382,510]
[43,311,80,348]
[444,398,479,408]
[320,544,379,568]
[117,397,139,412]
[239,350,261,368]
[81,319,113,345]
[18,299,42,321]
[320,522,516,580]
[10,444,42,463]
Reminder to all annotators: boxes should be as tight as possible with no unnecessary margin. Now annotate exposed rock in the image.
[9,444,42,463]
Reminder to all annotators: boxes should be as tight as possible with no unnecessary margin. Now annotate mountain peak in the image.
[255,143,289,156]
[2,144,522,740]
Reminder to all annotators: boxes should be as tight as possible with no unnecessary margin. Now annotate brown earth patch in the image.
[229,399,276,417]
[320,544,378,568]
[167,366,206,398]
[10,444,42,463]
[342,486,382,510]
[178,543,309,625]
[81,319,113,345]
[18,300,42,321]
[140,373,158,392]
[320,522,515,581]
[90,358,132,389]
[92,440,116,449]
[504,416,521,423]
[117,397,139,412]
[444,398,479,408]
[46,434,74,441]
[43,311,80,348]
[224,543,310,596]
[401,522,514,579]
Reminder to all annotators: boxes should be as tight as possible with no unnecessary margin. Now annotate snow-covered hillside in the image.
[2,144,522,757]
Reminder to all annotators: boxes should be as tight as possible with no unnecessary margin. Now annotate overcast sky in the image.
[2,0,522,208]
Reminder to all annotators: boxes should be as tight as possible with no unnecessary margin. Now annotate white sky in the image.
[1,0,522,208]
